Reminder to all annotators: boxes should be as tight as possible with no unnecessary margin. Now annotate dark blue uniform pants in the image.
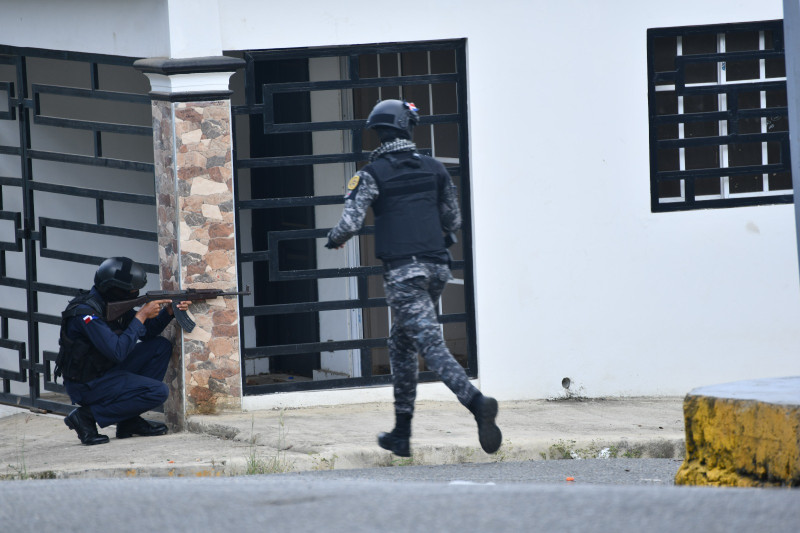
[65,337,172,428]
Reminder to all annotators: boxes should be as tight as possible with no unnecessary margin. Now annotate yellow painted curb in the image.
[675,384,800,487]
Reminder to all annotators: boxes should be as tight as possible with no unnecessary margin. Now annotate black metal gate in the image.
[231,39,478,395]
[0,40,478,408]
[0,47,156,413]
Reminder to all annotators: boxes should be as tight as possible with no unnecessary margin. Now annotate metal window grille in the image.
[647,20,792,212]
[230,40,477,395]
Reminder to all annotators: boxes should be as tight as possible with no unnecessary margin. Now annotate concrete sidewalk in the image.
[0,397,685,479]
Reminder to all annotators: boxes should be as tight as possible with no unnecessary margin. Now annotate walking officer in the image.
[325,99,502,457]
[55,257,190,445]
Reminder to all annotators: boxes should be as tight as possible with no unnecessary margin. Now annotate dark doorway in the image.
[249,58,320,377]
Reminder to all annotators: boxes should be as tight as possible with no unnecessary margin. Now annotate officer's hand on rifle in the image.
[165,300,191,316]
[134,299,171,324]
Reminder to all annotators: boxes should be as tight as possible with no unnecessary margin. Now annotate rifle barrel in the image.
[105,287,250,322]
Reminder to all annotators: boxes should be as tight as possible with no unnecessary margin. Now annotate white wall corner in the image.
[166,0,224,58]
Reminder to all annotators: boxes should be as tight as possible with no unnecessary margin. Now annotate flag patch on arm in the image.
[83,315,98,324]
[345,174,361,198]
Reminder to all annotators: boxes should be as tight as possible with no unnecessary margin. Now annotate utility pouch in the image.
[53,345,68,379]
[54,290,112,383]
[59,337,89,383]
[56,333,113,383]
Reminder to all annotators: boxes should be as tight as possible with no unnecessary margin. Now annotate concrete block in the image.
[675,377,800,487]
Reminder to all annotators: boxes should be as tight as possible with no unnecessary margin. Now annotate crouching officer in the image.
[54,257,190,445]
[325,99,502,457]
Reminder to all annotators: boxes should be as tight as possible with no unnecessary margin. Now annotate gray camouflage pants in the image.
[383,261,479,416]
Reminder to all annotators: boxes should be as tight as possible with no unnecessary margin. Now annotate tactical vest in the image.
[366,152,446,261]
[53,291,116,383]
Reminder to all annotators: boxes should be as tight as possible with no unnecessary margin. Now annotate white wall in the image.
[3,0,798,401]
[1,0,220,59]
[1,0,171,58]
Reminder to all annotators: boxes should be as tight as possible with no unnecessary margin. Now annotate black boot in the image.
[116,416,168,439]
[64,406,109,445]
[468,394,502,454]
[377,412,411,457]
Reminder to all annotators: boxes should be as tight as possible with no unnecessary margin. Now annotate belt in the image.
[383,255,447,272]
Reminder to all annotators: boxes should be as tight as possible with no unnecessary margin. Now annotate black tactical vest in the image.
[366,152,446,261]
[54,291,116,383]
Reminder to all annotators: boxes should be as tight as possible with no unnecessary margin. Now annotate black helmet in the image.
[94,257,147,300]
[365,100,419,139]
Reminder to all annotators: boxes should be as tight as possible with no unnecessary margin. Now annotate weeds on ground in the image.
[1,414,57,481]
[622,446,645,458]
[391,456,418,467]
[3,414,31,480]
[310,453,337,471]
[4,414,31,480]
[447,447,476,464]
[0,469,57,481]
[540,439,656,460]
[491,439,514,462]
[542,439,577,460]
[243,411,294,475]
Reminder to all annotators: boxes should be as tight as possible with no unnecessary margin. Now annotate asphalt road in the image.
[1,459,797,533]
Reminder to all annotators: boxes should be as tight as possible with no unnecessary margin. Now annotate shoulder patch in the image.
[83,314,98,324]
[347,175,360,190]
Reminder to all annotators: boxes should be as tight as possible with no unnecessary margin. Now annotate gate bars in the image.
[0,46,156,413]
[231,40,478,395]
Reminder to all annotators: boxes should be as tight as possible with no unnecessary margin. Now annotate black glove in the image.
[325,237,340,249]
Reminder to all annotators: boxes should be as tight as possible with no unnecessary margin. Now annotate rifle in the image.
[105,286,251,333]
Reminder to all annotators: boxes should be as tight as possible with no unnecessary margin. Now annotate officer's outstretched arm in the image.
[326,171,378,248]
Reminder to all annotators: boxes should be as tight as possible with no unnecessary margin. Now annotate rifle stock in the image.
[105,286,251,330]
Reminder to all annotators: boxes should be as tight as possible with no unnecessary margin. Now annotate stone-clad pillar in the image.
[135,56,245,429]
